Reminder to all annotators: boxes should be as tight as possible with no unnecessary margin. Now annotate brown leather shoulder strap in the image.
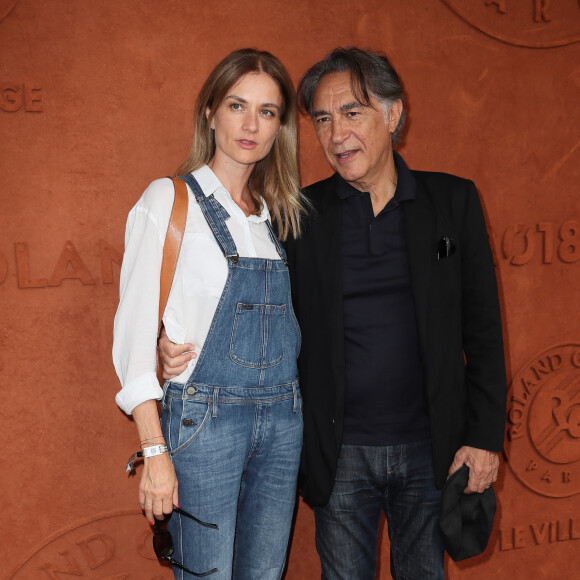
[158,176,189,335]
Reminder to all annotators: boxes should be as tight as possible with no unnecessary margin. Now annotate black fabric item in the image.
[439,464,496,561]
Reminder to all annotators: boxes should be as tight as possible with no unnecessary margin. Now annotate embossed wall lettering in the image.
[99,239,124,284]
[0,240,123,288]
[501,221,579,265]
[534,0,551,23]
[500,518,580,550]
[505,344,580,497]
[15,242,48,288]
[485,0,507,14]
[0,83,43,112]
[48,241,96,286]
[441,0,580,47]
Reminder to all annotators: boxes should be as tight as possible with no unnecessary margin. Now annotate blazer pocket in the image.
[436,236,456,260]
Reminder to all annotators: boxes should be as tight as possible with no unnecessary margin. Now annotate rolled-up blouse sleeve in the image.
[113,178,173,415]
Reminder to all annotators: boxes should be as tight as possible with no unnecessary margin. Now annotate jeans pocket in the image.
[162,396,212,457]
[230,302,286,368]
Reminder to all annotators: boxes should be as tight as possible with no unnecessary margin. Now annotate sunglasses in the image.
[153,506,219,577]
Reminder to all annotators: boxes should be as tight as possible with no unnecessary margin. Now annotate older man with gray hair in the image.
[287,47,505,579]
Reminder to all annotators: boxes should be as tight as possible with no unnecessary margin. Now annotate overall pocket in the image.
[230,302,286,368]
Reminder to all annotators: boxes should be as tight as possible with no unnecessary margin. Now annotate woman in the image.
[113,49,306,579]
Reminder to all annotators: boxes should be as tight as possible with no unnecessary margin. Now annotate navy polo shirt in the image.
[339,152,430,446]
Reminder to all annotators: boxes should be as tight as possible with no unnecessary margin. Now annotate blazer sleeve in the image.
[459,180,506,452]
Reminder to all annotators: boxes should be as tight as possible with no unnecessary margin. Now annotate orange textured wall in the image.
[1,1,579,578]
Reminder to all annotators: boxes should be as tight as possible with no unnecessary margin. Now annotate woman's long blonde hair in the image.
[178,49,306,240]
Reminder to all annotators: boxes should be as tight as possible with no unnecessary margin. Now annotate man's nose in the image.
[330,119,347,143]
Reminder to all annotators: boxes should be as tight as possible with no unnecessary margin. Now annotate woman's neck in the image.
[208,157,256,216]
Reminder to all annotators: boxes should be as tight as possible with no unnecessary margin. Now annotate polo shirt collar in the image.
[334,150,416,203]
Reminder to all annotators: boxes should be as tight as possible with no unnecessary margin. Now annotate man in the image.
[160,47,506,579]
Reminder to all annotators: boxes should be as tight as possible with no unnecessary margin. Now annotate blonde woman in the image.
[113,49,305,579]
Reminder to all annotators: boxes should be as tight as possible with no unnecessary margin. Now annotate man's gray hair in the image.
[297,47,406,145]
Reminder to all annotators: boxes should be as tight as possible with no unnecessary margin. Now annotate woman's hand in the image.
[131,399,178,524]
[139,452,179,524]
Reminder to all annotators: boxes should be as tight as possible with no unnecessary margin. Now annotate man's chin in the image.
[334,167,364,186]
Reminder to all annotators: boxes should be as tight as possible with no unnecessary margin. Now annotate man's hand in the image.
[448,446,499,494]
[158,327,197,380]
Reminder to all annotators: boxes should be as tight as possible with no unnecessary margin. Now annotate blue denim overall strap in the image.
[176,173,300,396]
[178,174,288,263]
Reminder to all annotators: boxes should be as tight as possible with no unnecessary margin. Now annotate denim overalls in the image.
[161,175,303,580]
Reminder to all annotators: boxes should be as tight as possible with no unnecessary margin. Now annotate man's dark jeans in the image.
[314,439,445,580]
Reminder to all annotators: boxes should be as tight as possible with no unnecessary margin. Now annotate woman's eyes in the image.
[229,102,276,118]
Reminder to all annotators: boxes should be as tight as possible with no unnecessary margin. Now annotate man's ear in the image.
[388,99,403,133]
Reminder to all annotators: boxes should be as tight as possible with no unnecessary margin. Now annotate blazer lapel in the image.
[305,175,346,391]
[403,175,435,357]
[311,175,344,321]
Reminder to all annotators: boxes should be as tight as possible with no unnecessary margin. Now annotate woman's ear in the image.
[206,107,214,130]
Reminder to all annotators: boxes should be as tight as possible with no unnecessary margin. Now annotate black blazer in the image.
[286,170,507,507]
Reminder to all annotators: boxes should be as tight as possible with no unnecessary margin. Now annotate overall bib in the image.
[161,174,303,580]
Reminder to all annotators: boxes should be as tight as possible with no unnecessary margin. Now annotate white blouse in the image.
[113,165,280,414]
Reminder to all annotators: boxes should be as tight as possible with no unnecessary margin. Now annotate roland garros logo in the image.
[505,344,580,498]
